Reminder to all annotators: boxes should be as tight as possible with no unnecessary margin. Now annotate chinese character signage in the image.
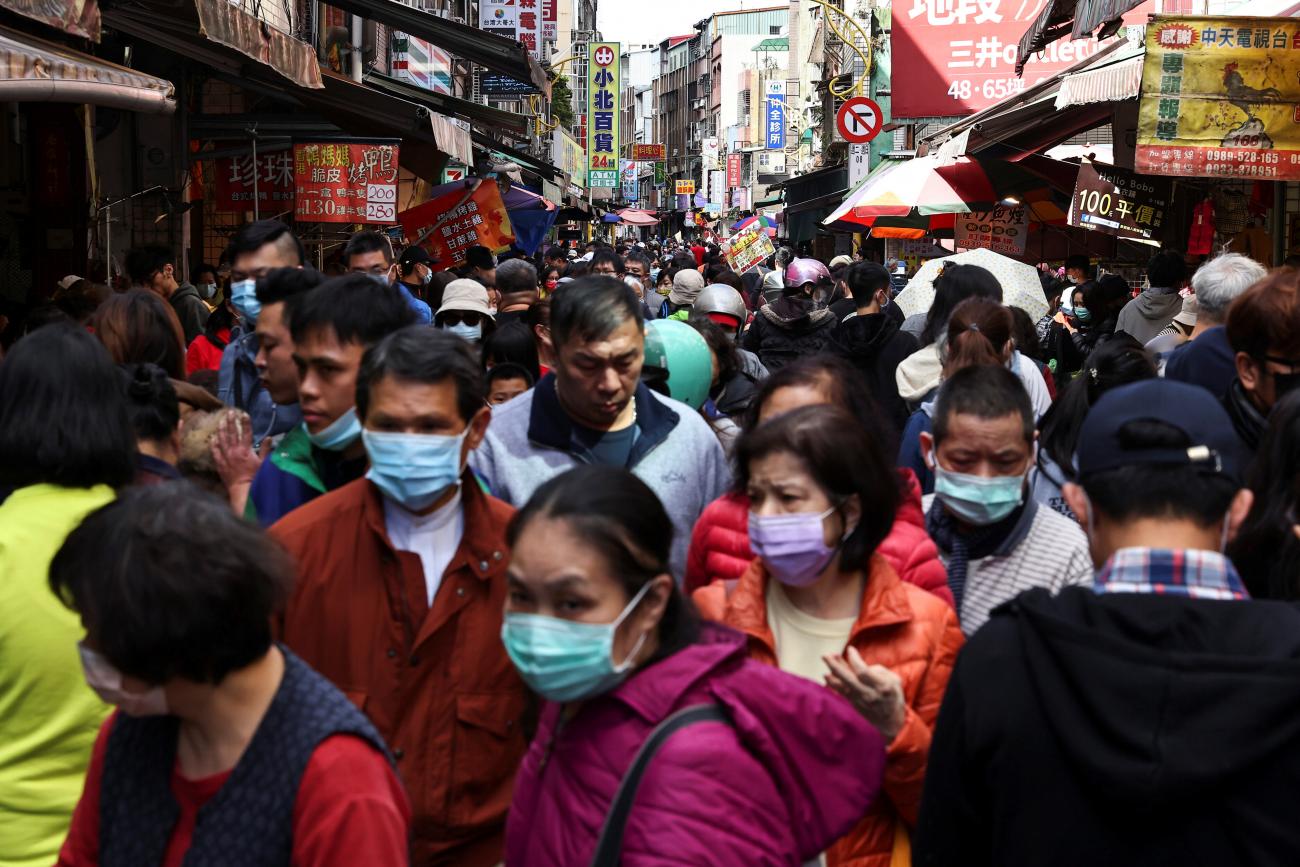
[215,152,294,211]
[398,181,515,268]
[293,141,400,223]
[702,138,720,171]
[633,143,666,161]
[587,42,621,188]
[553,127,587,188]
[543,0,557,42]
[1071,159,1171,239]
[723,223,777,274]
[621,160,639,202]
[518,0,542,58]
[675,179,695,195]
[1136,16,1300,180]
[479,0,516,37]
[891,0,1154,117]
[765,80,785,149]
[954,206,1029,256]
[654,161,666,188]
[727,153,742,188]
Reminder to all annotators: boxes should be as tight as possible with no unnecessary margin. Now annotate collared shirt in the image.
[1094,547,1249,601]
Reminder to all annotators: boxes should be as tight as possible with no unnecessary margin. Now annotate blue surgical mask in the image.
[420,268,433,286]
[230,278,260,324]
[1074,306,1092,324]
[933,464,1026,526]
[446,322,483,343]
[199,282,217,300]
[363,427,467,511]
[501,582,653,703]
[305,407,362,451]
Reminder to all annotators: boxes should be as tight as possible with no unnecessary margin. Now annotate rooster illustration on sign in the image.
[1223,62,1282,120]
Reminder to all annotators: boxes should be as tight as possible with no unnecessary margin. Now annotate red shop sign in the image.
[293,140,401,223]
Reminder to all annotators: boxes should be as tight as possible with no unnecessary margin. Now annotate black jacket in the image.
[826,312,918,436]
[916,586,1300,867]
[169,283,210,347]
[741,296,837,372]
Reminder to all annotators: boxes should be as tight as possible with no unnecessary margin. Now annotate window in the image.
[770,25,781,34]
[738,89,751,124]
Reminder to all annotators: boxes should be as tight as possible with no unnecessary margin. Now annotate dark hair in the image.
[932,364,1034,444]
[482,320,542,382]
[920,263,1003,345]
[671,251,697,272]
[255,265,322,307]
[508,466,700,660]
[49,483,291,684]
[737,405,899,572]
[944,297,1014,374]
[124,245,175,285]
[356,325,486,423]
[1037,336,1153,476]
[466,245,496,271]
[0,324,135,489]
[487,362,536,389]
[713,270,744,293]
[844,261,890,305]
[1009,305,1043,362]
[190,262,218,286]
[225,220,304,267]
[1083,275,1132,328]
[688,315,739,385]
[342,231,393,265]
[1147,248,1187,288]
[1230,389,1300,599]
[550,276,643,347]
[120,363,180,444]
[656,266,678,286]
[1065,254,1091,275]
[288,274,416,346]
[564,261,590,279]
[1226,268,1300,359]
[92,290,187,379]
[1080,420,1239,528]
[590,249,625,275]
[54,279,110,324]
[624,250,653,273]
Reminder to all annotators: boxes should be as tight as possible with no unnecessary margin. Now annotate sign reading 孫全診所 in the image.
[1070,159,1171,240]
[587,43,621,188]
[954,205,1028,256]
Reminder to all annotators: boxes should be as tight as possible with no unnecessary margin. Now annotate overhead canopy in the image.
[321,0,548,92]
[364,71,528,135]
[0,24,175,112]
[469,130,562,182]
[616,208,661,226]
[1016,0,1146,74]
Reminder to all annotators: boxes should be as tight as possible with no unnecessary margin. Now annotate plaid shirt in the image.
[1094,547,1249,601]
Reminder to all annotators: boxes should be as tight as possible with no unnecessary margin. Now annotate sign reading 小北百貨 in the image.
[587,42,621,188]
[1070,160,1172,240]
[293,141,400,223]
[1136,16,1300,180]
[954,206,1028,256]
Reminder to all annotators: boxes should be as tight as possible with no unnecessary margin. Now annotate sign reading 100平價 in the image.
[294,141,400,223]
[587,42,621,188]
[1070,160,1171,240]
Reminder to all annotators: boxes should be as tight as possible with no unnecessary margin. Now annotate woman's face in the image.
[506,516,669,666]
[746,450,850,548]
[657,272,673,291]
[758,382,832,425]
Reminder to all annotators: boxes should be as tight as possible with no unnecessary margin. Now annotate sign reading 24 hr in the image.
[587,42,621,188]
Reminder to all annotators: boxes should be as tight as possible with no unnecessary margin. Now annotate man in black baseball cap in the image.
[916,378,1300,865]
[397,245,440,307]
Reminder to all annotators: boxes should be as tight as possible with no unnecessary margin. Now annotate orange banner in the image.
[398,181,515,268]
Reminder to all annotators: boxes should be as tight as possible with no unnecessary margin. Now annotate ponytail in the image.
[943,296,1014,376]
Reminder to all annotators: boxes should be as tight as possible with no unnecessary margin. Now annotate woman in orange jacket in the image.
[694,404,964,867]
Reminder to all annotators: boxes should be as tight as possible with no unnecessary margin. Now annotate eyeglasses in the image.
[441,311,484,327]
[1260,354,1300,374]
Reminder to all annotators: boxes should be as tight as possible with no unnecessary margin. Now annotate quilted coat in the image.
[684,469,955,609]
[504,624,887,866]
[693,555,964,867]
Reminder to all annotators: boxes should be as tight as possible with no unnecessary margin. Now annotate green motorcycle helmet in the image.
[642,319,712,410]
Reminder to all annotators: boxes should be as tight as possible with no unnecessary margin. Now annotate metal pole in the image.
[104,204,111,287]
[250,128,260,222]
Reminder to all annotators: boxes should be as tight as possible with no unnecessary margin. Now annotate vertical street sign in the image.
[765,80,786,150]
[587,43,621,188]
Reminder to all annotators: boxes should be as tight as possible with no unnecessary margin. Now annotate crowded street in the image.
[5,0,1300,864]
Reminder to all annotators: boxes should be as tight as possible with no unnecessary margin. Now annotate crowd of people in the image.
[3,222,1300,866]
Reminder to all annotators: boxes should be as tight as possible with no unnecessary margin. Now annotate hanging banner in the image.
[517,0,541,59]
[765,80,785,149]
[654,161,666,188]
[398,181,515,268]
[723,222,777,274]
[215,152,294,211]
[1070,159,1172,239]
[633,143,666,161]
[587,42,621,187]
[891,0,1153,117]
[1136,16,1300,180]
[954,206,1029,256]
[727,153,742,188]
[293,141,400,224]
[0,0,99,40]
[621,160,640,202]
[702,138,721,171]
[543,0,557,42]
[553,127,587,188]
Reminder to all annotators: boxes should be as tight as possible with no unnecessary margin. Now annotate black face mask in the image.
[1273,371,1300,405]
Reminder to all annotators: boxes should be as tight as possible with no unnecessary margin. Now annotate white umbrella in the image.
[894,247,1049,322]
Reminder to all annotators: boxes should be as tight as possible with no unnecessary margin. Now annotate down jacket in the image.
[505,623,887,866]
[741,295,838,372]
[684,469,955,609]
[693,556,964,867]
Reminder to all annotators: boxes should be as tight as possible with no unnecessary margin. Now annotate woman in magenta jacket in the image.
[684,356,953,606]
[502,466,887,866]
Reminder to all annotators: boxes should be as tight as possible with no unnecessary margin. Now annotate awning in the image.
[103,0,321,88]
[0,0,99,40]
[312,70,472,165]
[364,71,527,135]
[469,130,562,182]
[320,0,548,92]
[0,24,175,112]
[1054,44,1143,108]
[1016,0,1146,74]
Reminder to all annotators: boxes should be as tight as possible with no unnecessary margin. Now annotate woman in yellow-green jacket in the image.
[0,324,135,867]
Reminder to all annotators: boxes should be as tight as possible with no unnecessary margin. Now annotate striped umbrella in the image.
[730,214,778,237]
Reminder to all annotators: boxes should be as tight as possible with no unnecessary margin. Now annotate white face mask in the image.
[79,643,169,717]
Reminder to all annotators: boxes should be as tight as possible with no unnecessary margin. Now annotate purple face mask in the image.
[748,504,841,587]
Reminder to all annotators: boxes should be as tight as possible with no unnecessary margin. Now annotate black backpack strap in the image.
[589,704,731,867]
